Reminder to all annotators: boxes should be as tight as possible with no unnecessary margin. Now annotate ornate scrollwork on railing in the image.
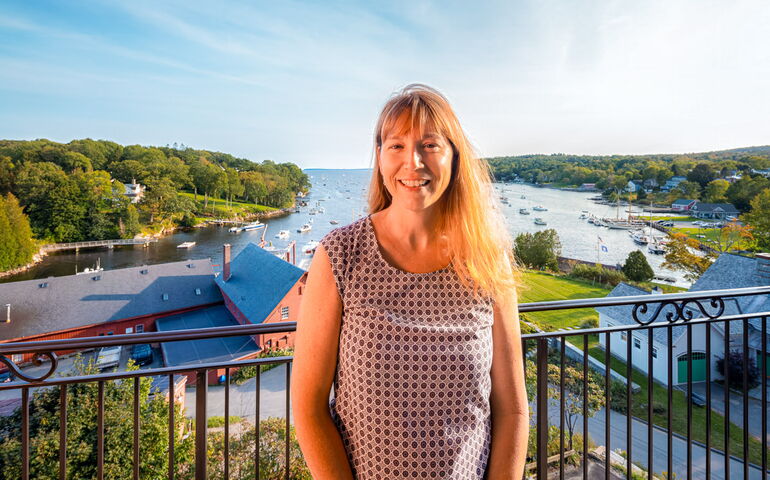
[0,352,59,383]
[631,297,725,325]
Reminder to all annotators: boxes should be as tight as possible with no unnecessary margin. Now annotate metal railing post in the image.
[536,338,549,479]
[195,370,208,480]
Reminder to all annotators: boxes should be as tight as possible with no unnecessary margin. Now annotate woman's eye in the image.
[390,144,403,150]
[424,143,439,150]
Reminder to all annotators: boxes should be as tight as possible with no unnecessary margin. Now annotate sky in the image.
[1,0,769,169]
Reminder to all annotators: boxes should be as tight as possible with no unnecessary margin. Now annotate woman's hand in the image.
[291,244,355,479]
[486,292,530,480]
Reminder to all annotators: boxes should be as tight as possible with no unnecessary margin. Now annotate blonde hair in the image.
[368,84,517,301]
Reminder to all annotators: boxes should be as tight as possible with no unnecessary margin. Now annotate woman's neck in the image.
[373,206,443,250]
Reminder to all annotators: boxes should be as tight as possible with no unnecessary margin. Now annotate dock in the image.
[41,238,158,252]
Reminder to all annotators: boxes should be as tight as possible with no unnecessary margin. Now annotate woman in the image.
[291,84,528,479]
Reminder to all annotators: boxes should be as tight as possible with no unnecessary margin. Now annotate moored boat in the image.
[534,217,547,225]
[177,241,196,249]
[229,222,264,233]
[297,223,312,233]
[519,208,531,215]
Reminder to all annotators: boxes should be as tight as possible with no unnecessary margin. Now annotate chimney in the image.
[4,304,9,323]
[223,244,232,282]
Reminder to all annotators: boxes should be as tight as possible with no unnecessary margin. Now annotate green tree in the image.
[673,180,701,200]
[1,193,36,270]
[742,188,770,251]
[514,229,561,271]
[686,163,716,187]
[240,171,268,204]
[207,417,310,479]
[703,179,730,203]
[621,250,654,282]
[0,357,194,479]
[547,364,605,450]
[726,175,770,212]
[0,156,15,193]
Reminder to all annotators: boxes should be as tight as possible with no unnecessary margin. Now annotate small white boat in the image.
[630,230,649,245]
[330,220,339,225]
[534,218,547,225]
[519,208,531,215]
[302,240,320,255]
[275,230,290,239]
[297,223,312,233]
[520,195,526,199]
[76,258,103,275]
[532,205,548,212]
[579,213,588,219]
[229,222,264,233]
[177,241,196,249]
[317,206,325,214]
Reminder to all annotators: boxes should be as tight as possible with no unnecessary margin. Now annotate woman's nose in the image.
[408,148,424,169]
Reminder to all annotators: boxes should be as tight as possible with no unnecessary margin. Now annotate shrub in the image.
[609,380,629,414]
[231,348,294,385]
[716,349,760,390]
[208,416,244,428]
[568,264,627,287]
[622,250,654,282]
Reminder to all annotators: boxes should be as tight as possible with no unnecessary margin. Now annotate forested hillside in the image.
[0,139,310,249]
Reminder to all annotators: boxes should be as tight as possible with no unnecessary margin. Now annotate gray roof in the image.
[691,202,739,213]
[689,254,770,334]
[215,243,304,324]
[0,259,222,341]
[156,305,260,366]
[596,283,687,345]
[672,199,696,205]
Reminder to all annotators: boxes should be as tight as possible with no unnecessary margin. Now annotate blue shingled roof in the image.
[672,199,696,205]
[689,254,770,333]
[215,243,304,324]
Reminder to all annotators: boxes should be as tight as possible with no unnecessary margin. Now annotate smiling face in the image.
[377,124,455,213]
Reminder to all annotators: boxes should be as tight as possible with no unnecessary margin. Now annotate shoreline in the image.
[0,250,49,279]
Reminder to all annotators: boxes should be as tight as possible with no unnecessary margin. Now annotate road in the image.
[688,382,770,443]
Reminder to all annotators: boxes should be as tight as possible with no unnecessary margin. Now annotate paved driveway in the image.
[688,381,770,442]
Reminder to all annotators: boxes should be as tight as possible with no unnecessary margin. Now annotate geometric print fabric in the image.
[319,216,495,479]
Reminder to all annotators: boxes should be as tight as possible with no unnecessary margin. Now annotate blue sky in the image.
[2,0,769,169]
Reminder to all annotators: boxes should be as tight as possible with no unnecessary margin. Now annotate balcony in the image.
[0,287,768,479]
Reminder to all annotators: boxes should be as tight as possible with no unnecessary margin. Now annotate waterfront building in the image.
[671,198,697,211]
[689,202,740,220]
[598,254,770,385]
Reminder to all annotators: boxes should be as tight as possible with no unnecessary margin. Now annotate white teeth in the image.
[400,179,429,187]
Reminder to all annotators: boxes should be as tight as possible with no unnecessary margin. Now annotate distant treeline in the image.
[0,138,310,251]
[487,147,770,192]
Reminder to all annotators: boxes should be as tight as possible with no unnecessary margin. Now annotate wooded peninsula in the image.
[0,138,309,273]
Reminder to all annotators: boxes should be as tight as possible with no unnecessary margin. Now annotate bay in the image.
[2,169,688,287]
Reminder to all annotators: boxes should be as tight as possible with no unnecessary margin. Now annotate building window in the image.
[39,282,48,288]
[125,327,133,334]
[652,347,658,358]
[136,325,144,333]
[195,288,202,296]
[266,339,272,349]
[281,306,289,320]
[162,293,169,301]
[621,332,627,341]
[634,338,641,349]
[11,354,22,363]
[107,331,113,336]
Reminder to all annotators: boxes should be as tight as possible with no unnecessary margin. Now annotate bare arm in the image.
[290,244,355,479]
[486,292,530,480]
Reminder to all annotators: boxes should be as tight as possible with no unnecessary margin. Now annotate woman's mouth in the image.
[398,179,430,188]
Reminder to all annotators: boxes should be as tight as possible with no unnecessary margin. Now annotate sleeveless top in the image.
[318,216,495,479]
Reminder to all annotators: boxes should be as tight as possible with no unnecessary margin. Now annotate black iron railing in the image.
[0,287,768,479]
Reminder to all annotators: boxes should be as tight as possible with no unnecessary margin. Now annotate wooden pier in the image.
[41,238,158,252]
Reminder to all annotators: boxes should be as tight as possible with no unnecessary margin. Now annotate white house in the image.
[661,176,686,192]
[597,254,770,385]
[122,180,145,203]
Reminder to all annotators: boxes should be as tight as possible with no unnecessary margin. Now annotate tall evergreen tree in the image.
[3,193,36,268]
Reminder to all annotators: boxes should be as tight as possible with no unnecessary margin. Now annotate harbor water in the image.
[3,169,689,286]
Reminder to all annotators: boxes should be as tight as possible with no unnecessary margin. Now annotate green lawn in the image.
[519,271,611,331]
[670,226,752,251]
[180,192,276,217]
[648,215,691,222]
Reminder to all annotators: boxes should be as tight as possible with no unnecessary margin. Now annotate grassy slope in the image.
[519,271,611,330]
[180,192,277,219]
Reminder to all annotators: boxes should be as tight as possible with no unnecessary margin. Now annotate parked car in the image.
[96,345,122,370]
[130,344,153,366]
[690,391,706,407]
